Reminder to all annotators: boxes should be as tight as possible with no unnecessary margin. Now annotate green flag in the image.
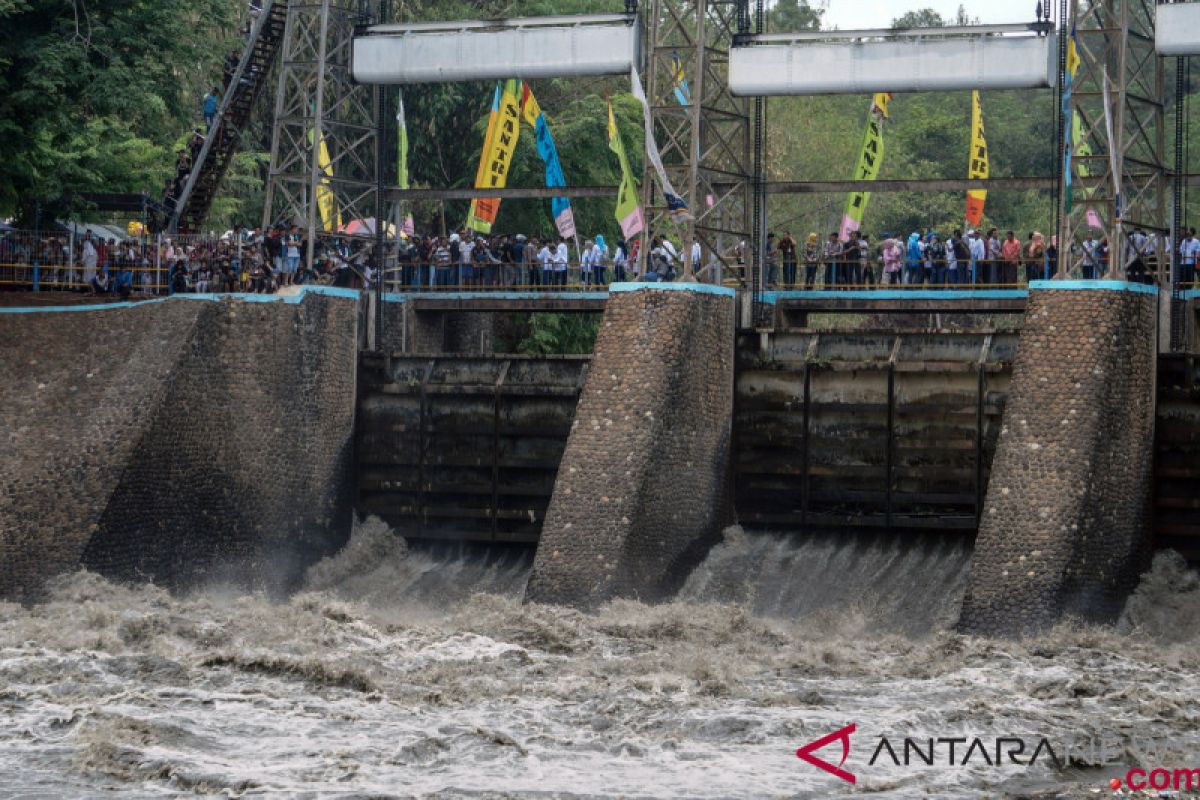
[396,89,409,190]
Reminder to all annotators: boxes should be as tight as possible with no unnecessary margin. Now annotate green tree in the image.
[890,8,946,28]
[770,0,821,33]
[0,0,244,222]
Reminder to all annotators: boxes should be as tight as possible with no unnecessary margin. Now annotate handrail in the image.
[169,1,277,233]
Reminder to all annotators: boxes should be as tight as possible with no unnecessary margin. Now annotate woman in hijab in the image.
[905,232,923,286]
[593,234,608,285]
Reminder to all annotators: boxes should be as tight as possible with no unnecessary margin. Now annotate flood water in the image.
[3,518,1199,798]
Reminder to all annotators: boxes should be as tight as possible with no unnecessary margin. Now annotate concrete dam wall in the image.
[0,289,359,599]
[4,280,1194,638]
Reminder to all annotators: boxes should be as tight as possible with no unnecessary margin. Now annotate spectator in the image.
[904,232,922,285]
[779,232,798,288]
[594,234,608,286]
[823,232,843,288]
[613,238,628,283]
[538,239,553,287]
[842,233,861,287]
[986,228,1001,285]
[1000,231,1021,286]
[968,230,986,284]
[803,233,820,288]
[202,86,220,132]
[858,232,873,286]
[1180,227,1199,287]
[882,233,903,285]
[1081,230,1100,279]
[927,234,946,285]
[553,238,569,287]
[1023,232,1045,284]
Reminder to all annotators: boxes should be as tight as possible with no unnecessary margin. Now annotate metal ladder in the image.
[170,1,288,233]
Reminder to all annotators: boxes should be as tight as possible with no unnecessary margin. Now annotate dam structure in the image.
[2,282,1199,636]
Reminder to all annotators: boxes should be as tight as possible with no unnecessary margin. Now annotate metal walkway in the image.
[171,2,287,233]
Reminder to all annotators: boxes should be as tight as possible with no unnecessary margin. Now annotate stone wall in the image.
[525,284,736,608]
[958,284,1158,636]
[0,290,358,599]
[379,297,493,354]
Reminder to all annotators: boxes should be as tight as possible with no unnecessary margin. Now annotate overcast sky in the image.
[821,0,1035,30]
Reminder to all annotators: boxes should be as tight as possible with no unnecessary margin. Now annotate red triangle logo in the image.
[796,723,856,784]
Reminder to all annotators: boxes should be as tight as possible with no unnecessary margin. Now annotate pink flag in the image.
[1086,208,1102,229]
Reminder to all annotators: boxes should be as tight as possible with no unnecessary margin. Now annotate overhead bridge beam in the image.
[1157,3,1200,55]
[387,175,1200,201]
[730,22,1057,96]
[353,12,641,84]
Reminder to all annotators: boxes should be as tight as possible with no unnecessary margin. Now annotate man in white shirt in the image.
[80,232,98,287]
[1081,232,1099,280]
[690,240,701,273]
[968,230,986,284]
[1181,227,1199,287]
[553,239,569,288]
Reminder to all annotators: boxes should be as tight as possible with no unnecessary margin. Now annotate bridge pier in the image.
[525,283,736,609]
[959,282,1159,636]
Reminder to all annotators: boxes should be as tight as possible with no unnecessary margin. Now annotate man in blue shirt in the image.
[202,86,219,132]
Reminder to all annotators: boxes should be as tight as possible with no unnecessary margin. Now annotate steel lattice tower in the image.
[262,0,382,268]
[639,0,753,281]
[1059,0,1166,279]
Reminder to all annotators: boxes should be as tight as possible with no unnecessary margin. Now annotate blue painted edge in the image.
[0,285,361,314]
[1029,279,1158,295]
[382,290,610,304]
[1182,288,1200,301]
[608,281,736,297]
[762,289,1028,304]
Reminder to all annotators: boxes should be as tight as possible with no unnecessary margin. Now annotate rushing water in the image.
[3,518,1200,798]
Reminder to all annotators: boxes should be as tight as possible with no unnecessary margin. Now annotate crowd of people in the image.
[761,225,1193,289]
[5,220,1200,297]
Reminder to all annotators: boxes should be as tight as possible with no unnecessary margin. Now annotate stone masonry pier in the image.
[0,288,359,600]
[525,283,736,608]
[958,281,1159,636]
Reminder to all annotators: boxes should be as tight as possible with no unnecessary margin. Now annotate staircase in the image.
[171,1,287,233]
[1154,355,1200,561]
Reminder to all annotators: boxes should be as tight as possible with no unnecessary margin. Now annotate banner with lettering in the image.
[607,96,644,238]
[520,84,577,239]
[966,90,988,226]
[839,92,891,241]
[467,80,522,234]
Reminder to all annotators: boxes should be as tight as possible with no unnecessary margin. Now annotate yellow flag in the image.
[840,94,889,240]
[966,90,988,226]
[467,80,522,233]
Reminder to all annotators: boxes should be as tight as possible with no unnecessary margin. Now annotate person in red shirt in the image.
[1000,231,1022,286]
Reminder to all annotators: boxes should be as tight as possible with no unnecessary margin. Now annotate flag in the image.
[840,93,890,241]
[630,64,691,221]
[396,89,415,235]
[520,83,577,239]
[311,129,339,232]
[397,90,409,190]
[467,80,522,233]
[966,90,988,226]
[671,50,691,106]
[607,97,644,238]
[1102,69,1121,220]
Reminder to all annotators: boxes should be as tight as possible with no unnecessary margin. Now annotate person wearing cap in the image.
[967,230,985,284]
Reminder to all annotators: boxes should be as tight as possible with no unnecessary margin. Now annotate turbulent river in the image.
[3,518,1200,798]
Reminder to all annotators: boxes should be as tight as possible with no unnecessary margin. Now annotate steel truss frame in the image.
[639,0,752,281]
[263,0,383,269]
[1059,0,1166,279]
